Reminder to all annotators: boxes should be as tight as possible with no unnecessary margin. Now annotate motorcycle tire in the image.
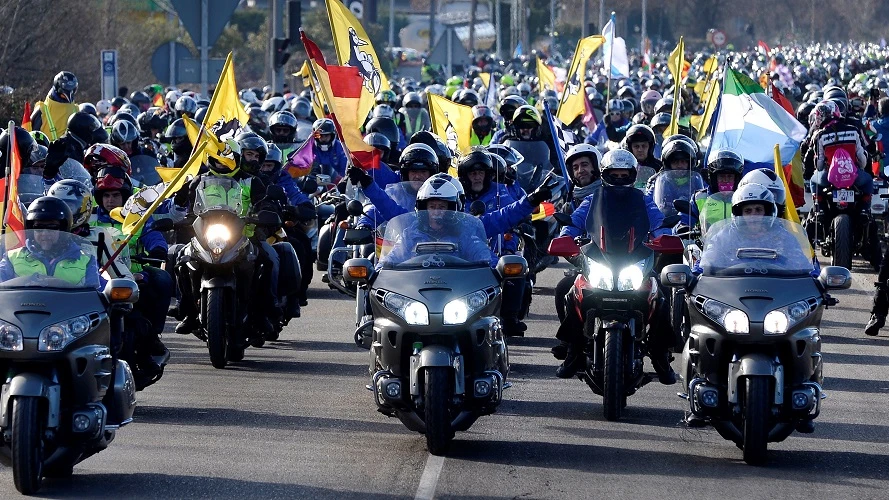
[831,215,853,270]
[603,327,625,421]
[11,396,43,495]
[424,367,454,456]
[742,376,770,466]
[206,288,229,369]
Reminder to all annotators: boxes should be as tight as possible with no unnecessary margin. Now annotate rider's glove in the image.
[347,166,373,188]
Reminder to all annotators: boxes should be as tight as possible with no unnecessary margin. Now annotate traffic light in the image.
[274,37,291,69]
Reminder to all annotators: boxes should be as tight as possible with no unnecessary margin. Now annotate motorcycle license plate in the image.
[832,190,855,203]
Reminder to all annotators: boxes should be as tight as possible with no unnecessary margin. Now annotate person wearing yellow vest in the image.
[0,197,100,289]
[676,149,745,232]
[30,71,79,141]
[470,105,496,147]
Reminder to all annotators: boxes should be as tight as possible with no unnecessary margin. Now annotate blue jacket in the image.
[560,189,668,238]
[0,240,103,289]
[359,182,419,229]
[367,162,401,188]
[490,128,509,145]
[869,117,889,164]
[312,141,349,180]
[274,170,311,207]
[465,182,519,254]
[504,182,527,203]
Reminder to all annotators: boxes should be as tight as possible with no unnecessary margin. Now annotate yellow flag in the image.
[183,116,237,171]
[557,36,604,124]
[427,94,474,154]
[666,37,685,136]
[773,144,800,224]
[537,58,557,92]
[325,0,389,121]
[702,55,718,74]
[122,142,207,235]
[203,52,249,128]
[479,72,491,88]
[696,81,721,139]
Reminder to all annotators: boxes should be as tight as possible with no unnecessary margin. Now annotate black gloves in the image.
[148,247,168,261]
[528,185,553,207]
[173,183,190,206]
[347,166,373,188]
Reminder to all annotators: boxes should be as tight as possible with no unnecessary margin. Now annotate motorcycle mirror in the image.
[818,265,852,290]
[673,199,692,215]
[346,199,365,217]
[661,214,682,228]
[496,255,528,278]
[103,278,140,304]
[547,235,580,257]
[300,177,319,194]
[344,257,373,283]
[660,263,692,288]
[150,217,174,232]
[469,200,487,216]
[552,212,575,227]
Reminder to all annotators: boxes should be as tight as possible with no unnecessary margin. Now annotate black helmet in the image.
[129,91,151,110]
[455,89,480,106]
[66,112,104,145]
[260,143,284,180]
[164,118,187,140]
[408,130,452,172]
[363,132,392,163]
[796,101,815,126]
[498,95,527,123]
[365,117,400,149]
[111,96,128,110]
[706,148,744,193]
[622,124,656,149]
[661,136,698,170]
[26,196,74,232]
[456,149,494,192]
[290,98,312,120]
[235,130,269,174]
[137,110,169,136]
[52,71,78,102]
[78,103,98,116]
[398,143,438,181]
[486,144,523,168]
[269,111,298,143]
[0,126,37,173]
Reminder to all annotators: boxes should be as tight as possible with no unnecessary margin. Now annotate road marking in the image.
[414,454,445,500]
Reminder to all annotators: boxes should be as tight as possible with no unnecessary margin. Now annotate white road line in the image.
[414,454,445,500]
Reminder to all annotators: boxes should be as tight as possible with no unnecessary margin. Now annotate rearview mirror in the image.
[469,200,487,216]
[496,255,527,279]
[660,264,692,288]
[344,258,373,283]
[343,227,373,245]
[347,199,365,217]
[103,278,140,304]
[818,265,851,290]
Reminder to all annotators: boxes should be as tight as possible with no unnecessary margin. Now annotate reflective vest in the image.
[470,131,493,147]
[8,248,90,285]
[199,177,254,236]
[695,194,732,229]
[38,99,78,141]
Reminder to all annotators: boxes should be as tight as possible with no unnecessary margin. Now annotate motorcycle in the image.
[0,231,139,494]
[661,217,849,465]
[178,177,281,368]
[548,193,684,421]
[346,211,523,455]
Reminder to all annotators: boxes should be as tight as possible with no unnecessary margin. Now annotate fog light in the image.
[72,413,92,432]
[792,391,811,409]
[474,379,492,397]
[699,388,719,407]
[384,380,401,398]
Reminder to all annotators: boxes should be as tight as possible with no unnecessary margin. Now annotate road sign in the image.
[101,50,118,101]
[170,0,240,49]
[427,28,471,78]
[178,58,225,84]
[712,30,727,48]
[150,42,193,86]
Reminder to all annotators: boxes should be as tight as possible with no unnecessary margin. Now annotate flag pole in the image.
[2,121,14,237]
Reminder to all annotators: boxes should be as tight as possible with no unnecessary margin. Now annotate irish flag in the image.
[709,69,806,174]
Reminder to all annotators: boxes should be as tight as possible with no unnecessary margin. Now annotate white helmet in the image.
[96,99,112,116]
[427,172,464,211]
[416,175,461,212]
[731,182,777,220]
[565,143,602,169]
[737,168,786,206]
[600,149,638,186]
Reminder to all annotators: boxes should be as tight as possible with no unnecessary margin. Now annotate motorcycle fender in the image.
[201,275,237,290]
[727,353,784,405]
[0,374,61,429]
[409,347,465,397]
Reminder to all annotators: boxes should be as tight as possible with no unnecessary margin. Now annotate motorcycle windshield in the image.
[17,174,46,206]
[384,181,422,211]
[584,185,651,263]
[59,158,93,188]
[504,139,554,192]
[193,177,244,216]
[699,217,814,277]
[0,231,98,289]
[699,191,734,235]
[129,155,162,187]
[652,170,706,216]
[634,166,656,191]
[378,211,492,269]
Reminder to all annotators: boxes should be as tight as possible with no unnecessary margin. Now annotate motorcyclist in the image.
[554,149,676,383]
[356,143,439,229]
[30,71,79,141]
[470,105,497,146]
[400,91,431,137]
[644,135,705,198]
[268,110,301,157]
[585,99,631,146]
[487,144,526,201]
[805,100,873,204]
[679,148,745,230]
[110,120,145,158]
[45,112,107,171]
[161,118,192,168]
[490,95,527,144]
[174,95,198,120]
[309,118,348,181]
[737,168,788,219]
[620,124,662,188]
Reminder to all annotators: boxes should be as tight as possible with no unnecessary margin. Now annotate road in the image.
[1,259,888,499]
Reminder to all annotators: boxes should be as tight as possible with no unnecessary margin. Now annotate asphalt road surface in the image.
[1,259,888,499]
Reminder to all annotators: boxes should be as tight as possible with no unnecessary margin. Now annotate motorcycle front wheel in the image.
[11,396,44,495]
[206,288,230,369]
[742,376,771,466]
[603,327,625,421]
[424,367,454,456]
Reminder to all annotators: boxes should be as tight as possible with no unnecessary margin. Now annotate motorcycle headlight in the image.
[443,289,493,325]
[764,300,813,334]
[699,298,749,334]
[38,315,93,352]
[617,260,646,291]
[0,320,23,351]
[383,291,429,326]
[205,223,232,255]
[586,258,613,291]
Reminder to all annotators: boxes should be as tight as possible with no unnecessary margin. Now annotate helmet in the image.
[617,86,636,99]
[622,124,656,148]
[640,89,662,115]
[731,182,777,220]
[812,100,840,129]
[364,132,392,163]
[78,103,98,116]
[261,143,284,180]
[408,131,452,172]
[649,112,672,130]
[823,87,848,116]
[456,149,494,192]
[93,167,134,201]
[174,96,198,118]
[661,136,698,170]
[25,196,73,232]
[84,143,131,175]
[52,71,78,101]
[796,101,815,126]
[654,96,674,115]
[29,145,48,171]
[706,148,744,193]
[403,91,422,108]
[416,175,461,212]
[130,91,151,110]
[119,103,141,119]
[96,99,112,116]
[486,144,525,168]
[111,120,139,147]
[110,111,137,128]
[500,74,515,86]
[47,179,93,228]
[375,89,397,106]
[498,95,527,123]
[600,150,638,186]
[517,82,532,98]
[398,143,438,181]
[290,97,312,120]
[66,112,103,145]
[165,90,182,109]
[512,105,542,138]
[312,118,337,151]
[30,131,50,148]
[471,105,495,137]
[164,118,187,141]
[373,104,395,120]
[110,97,128,110]
[365,117,399,150]
[621,98,636,115]
[565,143,602,184]
[738,168,786,206]
[235,130,269,174]
[0,126,37,172]
[607,98,623,114]
[138,109,169,135]
[247,107,270,134]
[455,89,480,106]
[261,96,285,113]
[428,172,465,210]
[269,110,298,143]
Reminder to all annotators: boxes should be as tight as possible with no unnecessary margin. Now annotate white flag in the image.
[602,15,629,78]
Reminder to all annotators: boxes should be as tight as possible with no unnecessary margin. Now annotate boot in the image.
[551,341,569,360]
[502,317,527,337]
[795,419,815,434]
[649,349,677,385]
[865,313,885,336]
[175,316,200,335]
[866,282,889,336]
[556,344,585,379]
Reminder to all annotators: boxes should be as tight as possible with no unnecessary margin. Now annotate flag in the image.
[183,115,238,171]
[542,102,574,190]
[325,0,389,120]
[758,40,770,56]
[1,125,25,235]
[641,38,652,71]
[537,58,557,92]
[484,77,499,111]
[582,88,598,129]
[202,52,249,128]
[478,72,491,88]
[152,92,164,108]
[284,139,315,178]
[557,36,604,125]
[774,145,800,224]
[427,93,474,154]
[770,85,795,115]
[709,69,807,177]
[666,37,685,136]
[694,81,721,139]
[21,102,31,132]
[602,14,629,78]
[531,201,556,221]
[514,41,523,57]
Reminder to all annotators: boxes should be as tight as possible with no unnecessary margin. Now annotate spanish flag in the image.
[152,92,164,108]
[557,36,604,125]
[427,93,474,155]
[2,123,25,236]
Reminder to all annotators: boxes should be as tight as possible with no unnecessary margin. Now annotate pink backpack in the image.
[827,148,858,189]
